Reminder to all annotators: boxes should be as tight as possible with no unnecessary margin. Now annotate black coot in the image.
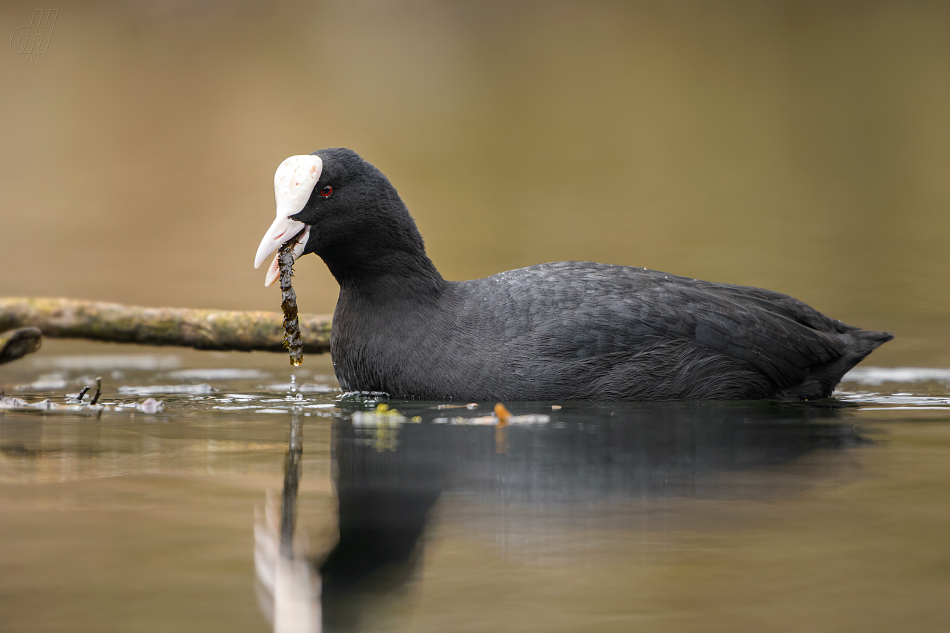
[254,148,892,401]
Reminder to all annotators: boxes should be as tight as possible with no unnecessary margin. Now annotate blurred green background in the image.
[2,0,948,364]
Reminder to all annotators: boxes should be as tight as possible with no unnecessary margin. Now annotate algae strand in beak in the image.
[278,234,304,366]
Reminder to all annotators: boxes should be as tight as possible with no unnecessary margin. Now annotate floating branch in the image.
[0,297,331,354]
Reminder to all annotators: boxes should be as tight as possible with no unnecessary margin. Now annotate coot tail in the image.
[778,328,893,399]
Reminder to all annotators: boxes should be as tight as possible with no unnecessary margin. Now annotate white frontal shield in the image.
[254,155,323,285]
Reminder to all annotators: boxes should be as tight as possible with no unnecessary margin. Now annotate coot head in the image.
[254,148,436,289]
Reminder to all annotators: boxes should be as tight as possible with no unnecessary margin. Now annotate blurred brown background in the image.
[2,0,948,364]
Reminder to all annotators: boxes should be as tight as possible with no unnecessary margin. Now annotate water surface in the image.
[2,341,949,632]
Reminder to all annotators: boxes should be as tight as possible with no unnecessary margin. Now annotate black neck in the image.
[317,184,445,303]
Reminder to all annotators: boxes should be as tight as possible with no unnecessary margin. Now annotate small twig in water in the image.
[75,386,91,402]
[90,376,102,405]
[0,327,42,365]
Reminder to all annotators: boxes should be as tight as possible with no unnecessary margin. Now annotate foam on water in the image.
[6,354,950,417]
[842,366,950,385]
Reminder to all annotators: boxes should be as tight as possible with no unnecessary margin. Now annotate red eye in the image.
[320,185,333,197]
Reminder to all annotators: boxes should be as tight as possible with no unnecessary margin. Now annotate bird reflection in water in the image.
[254,416,321,633]
[255,400,867,632]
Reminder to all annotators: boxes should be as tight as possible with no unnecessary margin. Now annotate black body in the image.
[292,148,892,401]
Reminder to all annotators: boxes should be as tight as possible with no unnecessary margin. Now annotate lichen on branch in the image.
[0,297,331,354]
